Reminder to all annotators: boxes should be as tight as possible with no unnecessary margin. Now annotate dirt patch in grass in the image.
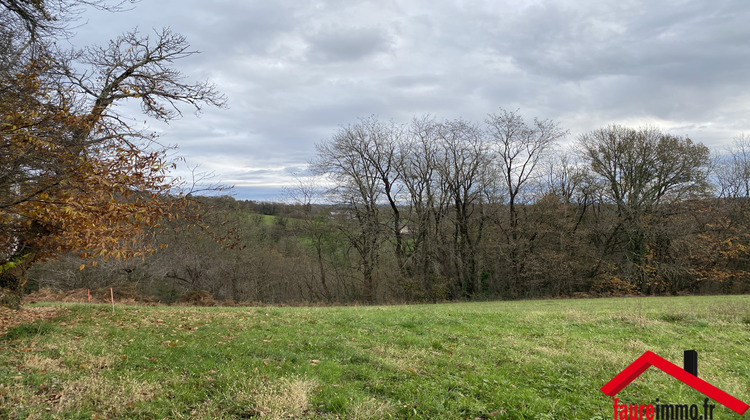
[253,377,317,419]
[56,375,156,417]
[226,376,317,419]
[22,354,70,374]
[348,397,394,419]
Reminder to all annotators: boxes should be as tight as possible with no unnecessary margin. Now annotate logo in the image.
[601,350,748,417]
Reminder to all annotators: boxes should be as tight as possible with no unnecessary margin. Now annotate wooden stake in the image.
[87,289,91,303]
[110,288,114,313]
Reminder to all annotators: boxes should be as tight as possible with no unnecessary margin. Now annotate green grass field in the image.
[1,296,749,419]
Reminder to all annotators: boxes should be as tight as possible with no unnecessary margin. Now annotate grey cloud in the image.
[284,166,304,175]
[493,1,750,86]
[67,0,750,200]
[306,25,393,62]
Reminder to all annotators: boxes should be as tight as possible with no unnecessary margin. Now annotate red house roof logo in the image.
[601,350,749,415]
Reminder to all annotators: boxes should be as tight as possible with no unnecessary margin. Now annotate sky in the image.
[70,0,750,201]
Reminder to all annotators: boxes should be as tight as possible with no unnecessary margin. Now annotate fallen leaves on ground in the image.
[0,306,66,337]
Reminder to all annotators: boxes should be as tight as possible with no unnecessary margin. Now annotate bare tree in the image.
[485,109,566,295]
[361,119,407,275]
[312,117,388,303]
[714,134,750,199]
[1,0,130,40]
[486,109,566,233]
[58,28,225,145]
[433,118,489,297]
[543,152,591,205]
[578,125,711,291]
[399,116,451,298]
[579,125,710,214]
[283,174,335,302]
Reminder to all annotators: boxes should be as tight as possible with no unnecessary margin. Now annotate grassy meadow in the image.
[1,296,749,419]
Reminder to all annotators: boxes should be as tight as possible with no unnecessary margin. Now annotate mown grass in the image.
[1,296,749,419]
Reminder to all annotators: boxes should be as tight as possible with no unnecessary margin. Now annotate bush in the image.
[0,288,21,309]
[177,290,218,306]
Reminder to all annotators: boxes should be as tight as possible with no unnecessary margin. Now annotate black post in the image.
[684,350,698,377]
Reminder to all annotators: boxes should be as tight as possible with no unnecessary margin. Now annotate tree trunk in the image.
[0,250,36,309]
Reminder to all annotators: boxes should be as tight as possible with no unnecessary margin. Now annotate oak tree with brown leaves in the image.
[0,2,226,307]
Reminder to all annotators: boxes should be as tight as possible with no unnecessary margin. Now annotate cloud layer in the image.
[72,0,750,200]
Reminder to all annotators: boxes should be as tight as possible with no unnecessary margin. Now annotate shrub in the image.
[177,290,218,306]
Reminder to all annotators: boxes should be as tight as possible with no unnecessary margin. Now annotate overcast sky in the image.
[71,0,750,201]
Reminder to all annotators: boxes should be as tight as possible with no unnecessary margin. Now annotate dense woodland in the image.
[26,116,750,304]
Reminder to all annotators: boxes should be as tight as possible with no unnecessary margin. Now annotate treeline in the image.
[28,111,750,304]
